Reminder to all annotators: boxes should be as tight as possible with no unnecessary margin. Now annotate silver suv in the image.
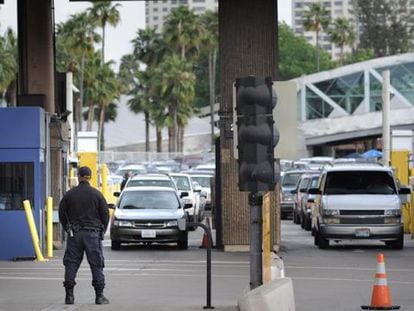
[309,163,410,249]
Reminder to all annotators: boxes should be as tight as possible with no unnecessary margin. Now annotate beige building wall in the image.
[274,81,300,160]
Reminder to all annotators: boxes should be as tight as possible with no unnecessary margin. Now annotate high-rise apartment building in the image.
[145,0,218,33]
[291,0,356,60]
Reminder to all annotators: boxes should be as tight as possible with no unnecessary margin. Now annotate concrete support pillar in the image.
[17,0,55,113]
[219,0,279,250]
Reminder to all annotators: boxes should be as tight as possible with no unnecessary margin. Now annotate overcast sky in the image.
[0,1,292,68]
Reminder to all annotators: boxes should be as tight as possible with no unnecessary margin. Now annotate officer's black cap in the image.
[78,166,92,178]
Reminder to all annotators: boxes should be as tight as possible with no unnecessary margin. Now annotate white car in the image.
[188,174,213,210]
[169,173,207,223]
[125,174,178,192]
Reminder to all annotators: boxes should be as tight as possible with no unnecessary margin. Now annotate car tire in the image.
[111,240,121,250]
[300,212,306,229]
[292,210,297,224]
[304,216,311,231]
[177,232,188,250]
[316,232,329,249]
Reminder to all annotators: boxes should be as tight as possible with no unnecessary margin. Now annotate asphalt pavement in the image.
[0,227,249,311]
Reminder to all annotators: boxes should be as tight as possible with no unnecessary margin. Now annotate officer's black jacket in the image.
[59,180,109,231]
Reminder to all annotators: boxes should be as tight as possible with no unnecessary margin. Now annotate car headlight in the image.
[113,220,133,227]
[384,217,401,224]
[282,192,294,201]
[322,209,340,216]
[165,220,178,227]
[323,218,340,224]
[384,209,401,216]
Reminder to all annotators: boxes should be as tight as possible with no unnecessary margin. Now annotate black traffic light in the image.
[236,76,278,192]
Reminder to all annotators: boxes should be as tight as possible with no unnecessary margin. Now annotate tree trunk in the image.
[156,126,162,152]
[168,126,173,152]
[145,111,150,152]
[86,99,94,131]
[102,22,106,63]
[78,52,86,131]
[98,105,105,151]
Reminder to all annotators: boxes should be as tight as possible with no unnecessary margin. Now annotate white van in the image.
[309,163,410,249]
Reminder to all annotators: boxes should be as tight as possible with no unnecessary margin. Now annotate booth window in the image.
[0,162,34,211]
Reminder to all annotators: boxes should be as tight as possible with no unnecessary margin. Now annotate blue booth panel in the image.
[0,107,45,260]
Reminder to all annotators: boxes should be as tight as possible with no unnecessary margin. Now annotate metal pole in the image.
[382,70,391,166]
[187,222,215,309]
[249,192,263,289]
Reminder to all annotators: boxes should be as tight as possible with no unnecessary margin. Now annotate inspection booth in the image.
[0,107,46,260]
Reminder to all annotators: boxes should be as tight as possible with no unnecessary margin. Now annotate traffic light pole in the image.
[249,192,263,290]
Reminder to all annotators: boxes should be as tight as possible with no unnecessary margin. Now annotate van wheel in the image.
[316,232,329,249]
[300,212,306,229]
[111,240,121,250]
[293,210,297,224]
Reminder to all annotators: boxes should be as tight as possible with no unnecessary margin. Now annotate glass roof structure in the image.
[295,54,414,121]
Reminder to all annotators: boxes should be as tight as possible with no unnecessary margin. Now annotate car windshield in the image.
[172,176,191,191]
[310,176,320,188]
[119,191,180,210]
[282,173,302,187]
[126,180,174,188]
[191,176,211,188]
[324,171,396,195]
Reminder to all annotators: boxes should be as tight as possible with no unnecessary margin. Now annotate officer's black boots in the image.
[95,288,109,305]
[65,287,74,305]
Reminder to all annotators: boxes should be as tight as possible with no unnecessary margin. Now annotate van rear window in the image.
[324,171,396,195]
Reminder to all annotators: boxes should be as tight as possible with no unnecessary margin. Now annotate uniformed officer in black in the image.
[59,166,110,305]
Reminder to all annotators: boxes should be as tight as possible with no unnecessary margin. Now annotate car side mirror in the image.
[308,188,321,195]
[184,203,193,210]
[108,203,115,210]
[180,191,189,198]
[307,198,315,203]
[399,187,411,195]
[291,189,297,194]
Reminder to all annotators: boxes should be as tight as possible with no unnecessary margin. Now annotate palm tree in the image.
[303,2,330,71]
[0,27,17,105]
[125,28,167,152]
[163,6,201,61]
[83,51,103,130]
[152,54,195,152]
[57,12,101,132]
[88,1,121,63]
[328,17,356,64]
[200,10,218,148]
[93,61,120,150]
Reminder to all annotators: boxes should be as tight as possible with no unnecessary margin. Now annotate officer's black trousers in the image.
[63,230,105,289]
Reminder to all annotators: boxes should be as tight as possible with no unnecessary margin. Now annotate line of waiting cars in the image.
[108,161,215,250]
[281,157,411,249]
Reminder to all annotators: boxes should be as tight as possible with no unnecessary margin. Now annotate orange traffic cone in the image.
[199,217,213,249]
[361,253,400,310]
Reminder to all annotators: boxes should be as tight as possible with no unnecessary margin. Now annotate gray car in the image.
[110,186,191,250]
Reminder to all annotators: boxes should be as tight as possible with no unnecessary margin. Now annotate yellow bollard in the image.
[23,200,47,262]
[101,163,109,201]
[46,197,53,258]
[263,192,271,283]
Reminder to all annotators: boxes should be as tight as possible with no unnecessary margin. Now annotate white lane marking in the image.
[0,273,246,281]
[292,276,414,285]
[285,265,414,272]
